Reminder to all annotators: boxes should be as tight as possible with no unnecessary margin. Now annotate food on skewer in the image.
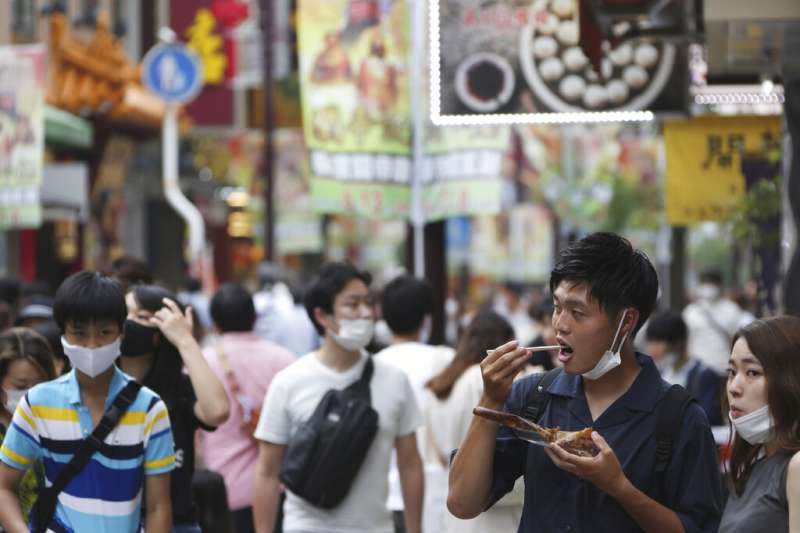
[473,406,600,457]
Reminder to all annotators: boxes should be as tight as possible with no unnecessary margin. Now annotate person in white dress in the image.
[425,310,523,533]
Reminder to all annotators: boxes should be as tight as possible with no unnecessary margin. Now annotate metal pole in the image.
[410,0,426,277]
[260,0,276,262]
[162,104,205,270]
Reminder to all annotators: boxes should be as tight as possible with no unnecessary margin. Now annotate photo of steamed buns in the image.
[559,75,585,100]
[517,0,674,112]
[563,47,588,71]
[533,36,558,59]
[623,65,648,89]
[634,43,659,68]
[556,20,579,46]
[540,57,565,81]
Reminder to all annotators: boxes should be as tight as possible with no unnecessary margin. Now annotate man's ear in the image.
[313,307,332,332]
[623,308,640,339]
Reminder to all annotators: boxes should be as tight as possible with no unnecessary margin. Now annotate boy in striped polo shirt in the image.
[0,272,175,533]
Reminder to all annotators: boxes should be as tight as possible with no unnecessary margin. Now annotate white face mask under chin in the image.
[61,337,121,378]
[583,311,629,381]
[730,404,773,445]
[329,318,374,352]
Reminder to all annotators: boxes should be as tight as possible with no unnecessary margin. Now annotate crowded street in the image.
[1,0,800,532]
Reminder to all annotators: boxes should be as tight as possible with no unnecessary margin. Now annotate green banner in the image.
[0,45,45,229]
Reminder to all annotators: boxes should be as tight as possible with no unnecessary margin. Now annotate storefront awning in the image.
[44,105,94,149]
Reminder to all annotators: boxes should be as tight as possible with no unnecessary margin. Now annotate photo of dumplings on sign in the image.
[436,0,689,117]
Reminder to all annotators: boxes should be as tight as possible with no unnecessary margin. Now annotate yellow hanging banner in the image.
[664,115,782,226]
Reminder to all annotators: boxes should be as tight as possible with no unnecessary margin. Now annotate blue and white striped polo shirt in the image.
[0,366,175,533]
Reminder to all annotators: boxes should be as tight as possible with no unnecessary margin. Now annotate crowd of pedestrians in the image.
[0,231,797,532]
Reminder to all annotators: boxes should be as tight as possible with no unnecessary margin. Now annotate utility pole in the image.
[260,0,276,262]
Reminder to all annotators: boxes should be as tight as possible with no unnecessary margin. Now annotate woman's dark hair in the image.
[128,285,185,410]
[0,327,57,387]
[210,284,256,333]
[53,271,127,333]
[427,310,515,400]
[724,316,800,495]
[550,232,658,335]
[304,262,372,335]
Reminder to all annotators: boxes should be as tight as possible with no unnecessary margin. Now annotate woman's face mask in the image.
[120,319,159,357]
[3,388,27,414]
[61,337,121,378]
[730,405,773,444]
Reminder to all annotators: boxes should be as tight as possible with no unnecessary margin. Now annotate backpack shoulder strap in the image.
[30,379,143,533]
[523,368,562,421]
[345,356,374,398]
[653,384,693,478]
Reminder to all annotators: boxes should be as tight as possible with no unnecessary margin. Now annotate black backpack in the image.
[279,357,379,509]
[524,368,693,499]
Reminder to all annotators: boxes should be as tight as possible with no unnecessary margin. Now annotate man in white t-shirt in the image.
[253,263,424,533]
[374,275,455,533]
[683,270,752,376]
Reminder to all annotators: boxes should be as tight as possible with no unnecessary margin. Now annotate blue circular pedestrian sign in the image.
[142,44,204,104]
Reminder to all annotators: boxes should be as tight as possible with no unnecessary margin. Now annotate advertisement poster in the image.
[0,45,45,229]
[664,116,782,226]
[422,124,509,221]
[434,0,687,119]
[299,0,510,220]
[273,129,324,255]
[299,0,413,218]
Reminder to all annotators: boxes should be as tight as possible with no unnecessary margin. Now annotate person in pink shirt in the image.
[201,284,296,533]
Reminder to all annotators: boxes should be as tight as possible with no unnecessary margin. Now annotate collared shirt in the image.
[488,353,723,533]
[0,366,175,533]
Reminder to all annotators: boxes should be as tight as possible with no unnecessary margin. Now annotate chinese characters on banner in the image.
[0,45,45,229]
[663,116,782,226]
[298,0,508,221]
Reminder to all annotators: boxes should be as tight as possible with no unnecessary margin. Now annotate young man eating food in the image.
[448,232,723,533]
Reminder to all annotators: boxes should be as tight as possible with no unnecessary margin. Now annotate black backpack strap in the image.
[345,357,374,398]
[30,379,143,533]
[523,368,562,421]
[652,384,693,498]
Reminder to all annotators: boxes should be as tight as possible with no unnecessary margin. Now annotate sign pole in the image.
[143,30,207,284]
[410,0,427,278]
[161,103,206,275]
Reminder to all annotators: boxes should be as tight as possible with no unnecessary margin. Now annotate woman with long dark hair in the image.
[425,310,521,533]
[0,328,56,517]
[718,316,800,532]
[118,284,229,533]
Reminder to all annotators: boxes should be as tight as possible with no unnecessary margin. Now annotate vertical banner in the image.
[299,0,413,218]
[664,116,782,226]
[299,0,510,221]
[0,45,45,229]
[274,129,323,255]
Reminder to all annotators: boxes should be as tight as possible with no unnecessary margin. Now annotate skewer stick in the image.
[486,345,560,355]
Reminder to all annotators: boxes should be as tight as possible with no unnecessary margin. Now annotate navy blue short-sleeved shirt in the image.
[488,353,723,533]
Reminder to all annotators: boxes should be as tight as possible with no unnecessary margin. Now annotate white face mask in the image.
[730,404,773,445]
[695,283,720,301]
[3,388,27,414]
[329,318,374,352]
[583,310,629,380]
[61,337,121,378]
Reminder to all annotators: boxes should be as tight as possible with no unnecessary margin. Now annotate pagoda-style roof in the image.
[46,12,187,130]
